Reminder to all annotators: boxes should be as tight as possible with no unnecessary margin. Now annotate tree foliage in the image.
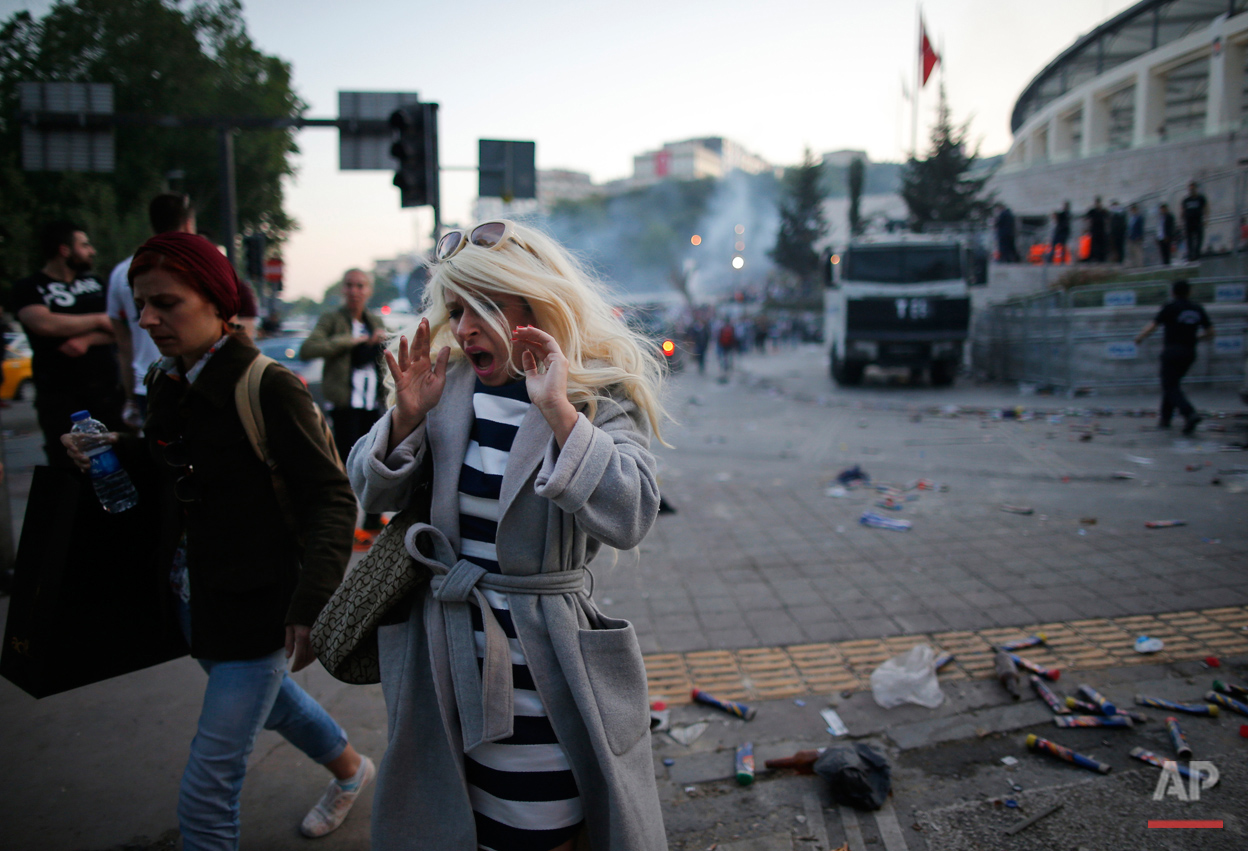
[770,148,827,287]
[900,85,990,232]
[0,0,304,283]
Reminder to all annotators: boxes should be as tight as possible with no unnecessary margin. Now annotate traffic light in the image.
[390,102,439,208]
[244,233,266,280]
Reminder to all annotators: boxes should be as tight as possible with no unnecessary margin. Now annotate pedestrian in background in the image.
[64,232,373,848]
[1126,204,1146,267]
[8,221,119,467]
[1085,197,1109,262]
[716,318,736,373]
[1156,203,1177,265]
[299,268,388,550]
[1050,201,1071,263]
[108,193,196,430]
[1135,278,1214,435]
[1108,199,1127,263]
[994,204,1020,262]
[1181,181,1209,261]
[346,219,668,850]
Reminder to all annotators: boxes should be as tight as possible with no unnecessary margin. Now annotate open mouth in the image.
[467,350,495,374]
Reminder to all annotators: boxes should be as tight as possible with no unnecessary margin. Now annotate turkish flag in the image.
[920,22,939,86]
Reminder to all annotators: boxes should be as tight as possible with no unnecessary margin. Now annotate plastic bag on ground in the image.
[813,743,892,811]
[870,643,945,709]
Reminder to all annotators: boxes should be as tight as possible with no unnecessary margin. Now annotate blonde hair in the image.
[411,221,669,443]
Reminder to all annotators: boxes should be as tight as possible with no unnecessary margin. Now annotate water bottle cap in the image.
[70,410,91,421]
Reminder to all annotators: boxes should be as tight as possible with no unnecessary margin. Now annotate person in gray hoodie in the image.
[346,220,670,850]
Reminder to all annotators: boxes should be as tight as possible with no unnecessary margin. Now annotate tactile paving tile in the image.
[642,606,1248,703]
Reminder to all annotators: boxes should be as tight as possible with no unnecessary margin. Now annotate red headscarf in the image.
[129,232,242,320]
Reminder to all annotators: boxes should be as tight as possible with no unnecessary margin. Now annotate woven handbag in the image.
[311,450,432,684]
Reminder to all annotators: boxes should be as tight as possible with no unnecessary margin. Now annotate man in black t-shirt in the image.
[1135,279,1214,435]
[9,221,120,467]
[1181,182,1209,262]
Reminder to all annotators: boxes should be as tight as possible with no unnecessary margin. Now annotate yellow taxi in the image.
[2,332,33,401]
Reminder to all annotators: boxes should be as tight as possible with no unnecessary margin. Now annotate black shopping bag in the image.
[1,465,187,698]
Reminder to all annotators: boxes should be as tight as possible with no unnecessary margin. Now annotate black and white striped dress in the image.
[458,378,583,851]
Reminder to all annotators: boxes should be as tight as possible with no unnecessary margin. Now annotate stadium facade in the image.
[989,0,1248,255]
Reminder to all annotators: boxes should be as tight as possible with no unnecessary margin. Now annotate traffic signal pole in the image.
[218,125,238,266]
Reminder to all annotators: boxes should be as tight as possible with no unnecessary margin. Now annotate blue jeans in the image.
[176,601,347,851]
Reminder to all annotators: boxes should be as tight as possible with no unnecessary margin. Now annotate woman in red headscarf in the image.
[62,233,374,849]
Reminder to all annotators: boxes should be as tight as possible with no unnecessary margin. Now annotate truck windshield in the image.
[843,246,962,284]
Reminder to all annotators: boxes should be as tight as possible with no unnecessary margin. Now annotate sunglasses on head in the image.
[435,220,519,263]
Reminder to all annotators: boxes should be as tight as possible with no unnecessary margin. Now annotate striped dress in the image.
[457,378,584,851]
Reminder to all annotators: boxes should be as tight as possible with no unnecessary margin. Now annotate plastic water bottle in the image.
[70,410,138,513]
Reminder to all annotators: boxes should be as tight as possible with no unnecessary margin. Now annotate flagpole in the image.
[912,4,921,160]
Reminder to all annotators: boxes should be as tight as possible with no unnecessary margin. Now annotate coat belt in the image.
[403,522,586,752]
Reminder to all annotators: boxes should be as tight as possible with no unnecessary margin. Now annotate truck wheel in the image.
[833,356,863,386]
[930,361,956,387]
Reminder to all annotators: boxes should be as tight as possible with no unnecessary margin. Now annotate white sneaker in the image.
[300,755,376,838]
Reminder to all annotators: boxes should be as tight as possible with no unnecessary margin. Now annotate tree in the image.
[0,0,304,284]
[900,84,990,232]
[770,148,827,290]
[847,157,865,237]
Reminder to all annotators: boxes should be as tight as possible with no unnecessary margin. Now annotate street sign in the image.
[338,91,419,170]
[479,140,536,200]
[19,82,114,172]
[264,259,283,284]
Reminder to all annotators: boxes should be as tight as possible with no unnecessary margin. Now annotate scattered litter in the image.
[1134,636,1165,653]
[874,498,904,511]
[1145,519,1187,528]
[1054,714,1133,728]
[1003,803,1064,836]
[1206,691,1248,716]
[692,688,756,720]
[1135,695,1219,716]
[765,749,826,774]
[649,708,671,732]
[1011,652,1060,681]
[1112,471,1137,479]
[821,707,849,737]
[1026,734,1111,774]
[1126,454,1155,466]
[1011,784,1023,792]
[1000,755,1019,766]
[1080,517,1097,525]
[1201,537,1222,544]
[871,644,945,708]
[933,651,955,670]
[1241,725,1248,738]
[668,723,710,747]
[814,744,892,811]
[1130,747,1216,786]
[794,699,806,707]
[734,742,755,786]
[1077,685,1116,714]
[999,634,1047,651]
[1005,799,1018,808]
[995,651,1022,700]
[795,814,807,824]
[1077,529,1086,536]
[859,511,912,531]
[825,485,850,498]
[1000,504,1034,515]
[714,472,732,482]
[836,465,870,486]
[662,758,675,767]
[1204,656,1221,668]
[1166,717,1193,758]
[1031,676,1070,714]
[683,786,696,794]
[1213,679,1248,698]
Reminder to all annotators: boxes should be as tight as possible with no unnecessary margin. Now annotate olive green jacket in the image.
[299,306,385,409]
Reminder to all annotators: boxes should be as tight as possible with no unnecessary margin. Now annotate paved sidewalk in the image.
[594,346,1248,654]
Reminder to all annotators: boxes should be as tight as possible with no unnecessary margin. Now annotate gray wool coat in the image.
[346,360,668,850]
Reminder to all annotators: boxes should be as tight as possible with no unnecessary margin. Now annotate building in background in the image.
[632,137,771,187]
[990,0,1248,261]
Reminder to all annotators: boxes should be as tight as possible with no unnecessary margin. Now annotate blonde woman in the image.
[346,221,668,850]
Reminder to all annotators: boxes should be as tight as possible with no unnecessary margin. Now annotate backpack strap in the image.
[235,353,277,470]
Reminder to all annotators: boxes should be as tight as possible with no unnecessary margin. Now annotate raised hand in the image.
[513,325,578,446]
[385,317,450,443]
